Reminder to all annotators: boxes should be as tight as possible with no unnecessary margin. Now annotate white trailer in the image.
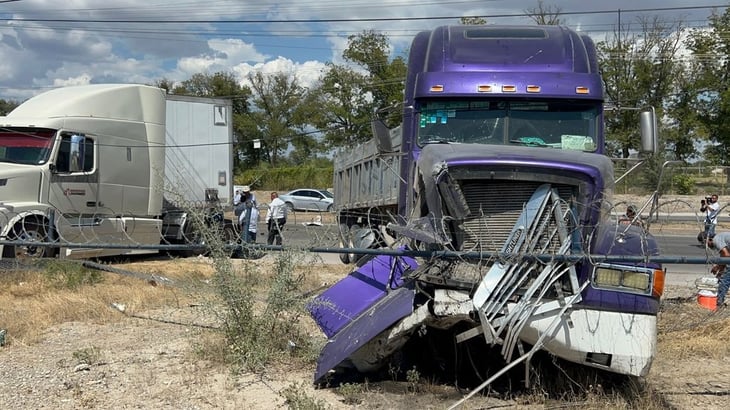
[0,84,235,259]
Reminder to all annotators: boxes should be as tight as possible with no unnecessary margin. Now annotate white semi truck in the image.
[0,84,236,259]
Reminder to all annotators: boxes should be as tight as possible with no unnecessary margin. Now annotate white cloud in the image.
[233,57,327,90]
[0,0,720,99]
[52,74,92,87]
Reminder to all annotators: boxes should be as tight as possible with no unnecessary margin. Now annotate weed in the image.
[406,366,421,393]
[43,260,103,289]
[280,381,330,410]
[208,241,317,373]
[336,382,363,405]
[72,346,102,365]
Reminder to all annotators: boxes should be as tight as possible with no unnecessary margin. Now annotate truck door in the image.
[48,133,100,244]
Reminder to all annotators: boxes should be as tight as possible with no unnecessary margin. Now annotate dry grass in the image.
[0,258,212,345]
[0,253,349,348]
[657,301,730,360]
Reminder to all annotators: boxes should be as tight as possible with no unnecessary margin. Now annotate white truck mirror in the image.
[639,108,658,154]
[69,134,85,172]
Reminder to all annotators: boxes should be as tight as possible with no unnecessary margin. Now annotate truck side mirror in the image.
[69,134,86,172]
[372,119,394,154]
[639,108,658,154]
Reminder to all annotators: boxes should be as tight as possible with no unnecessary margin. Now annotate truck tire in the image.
[3,218,54,259]
[338,223,352,264]
[179,226,206,258]
[222,224,237,257]
[348,224,363,264]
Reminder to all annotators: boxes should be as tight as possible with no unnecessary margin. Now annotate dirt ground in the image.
[1,260,728,409]
[1,193,729,409]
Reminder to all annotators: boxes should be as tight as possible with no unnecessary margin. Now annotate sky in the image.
[0,0,727,101]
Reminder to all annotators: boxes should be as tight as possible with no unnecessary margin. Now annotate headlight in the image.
[593,264,664,297]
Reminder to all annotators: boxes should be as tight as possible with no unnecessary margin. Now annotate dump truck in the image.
[0,84,236,259]
[310,25,664,385]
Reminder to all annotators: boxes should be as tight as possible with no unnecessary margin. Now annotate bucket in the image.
[697,289,717,310]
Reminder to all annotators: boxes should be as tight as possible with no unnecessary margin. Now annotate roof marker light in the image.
[477,85,492,92]
[526,85,541,93]
[430,85,444,92]
[502,85,516,92]
[576,86,590,94]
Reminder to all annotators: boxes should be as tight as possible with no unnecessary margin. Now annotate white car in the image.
[278,189,334,212]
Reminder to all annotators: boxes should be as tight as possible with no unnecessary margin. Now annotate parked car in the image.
[278,189,334,212]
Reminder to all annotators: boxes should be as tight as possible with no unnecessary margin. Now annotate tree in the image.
[685,8,730,172]
[524,1,563,25]
[597,16,687,160]
[0,98,19,115]
[342,30,407,128]
[241,71,316,167]
[307,63,374,149]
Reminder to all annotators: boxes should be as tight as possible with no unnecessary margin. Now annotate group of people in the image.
[233,187,288,250]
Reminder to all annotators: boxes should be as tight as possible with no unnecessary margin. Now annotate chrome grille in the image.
[456,180,576,252]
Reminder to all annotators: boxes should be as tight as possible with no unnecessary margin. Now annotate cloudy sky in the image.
[0,0,726,100]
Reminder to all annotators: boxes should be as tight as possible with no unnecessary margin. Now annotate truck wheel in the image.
[222,225,237,257]
[180,228,206,258]
[338,223,353,264]
[3,219,52,259]
[348,224,363,264]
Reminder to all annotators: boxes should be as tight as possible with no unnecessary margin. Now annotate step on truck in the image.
[0,84,236,260]
[309,25,664,385]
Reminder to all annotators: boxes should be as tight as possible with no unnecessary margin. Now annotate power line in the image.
[0,4,727,24]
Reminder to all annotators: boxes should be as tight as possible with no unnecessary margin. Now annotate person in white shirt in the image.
[701,194,720,238]
[265,191,287,245]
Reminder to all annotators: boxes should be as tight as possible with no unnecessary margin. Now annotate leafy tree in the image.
[0,99,19,115]
[306,63,373,149]
[685,8,730,172]
[241,71,316,167]
[342,30,407,128]
[524,1,564,25]
[597,16,687,160]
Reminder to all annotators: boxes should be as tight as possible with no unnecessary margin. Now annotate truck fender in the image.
[1,209,56,259]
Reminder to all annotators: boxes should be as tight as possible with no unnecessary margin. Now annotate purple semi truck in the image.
[309,25,664,385]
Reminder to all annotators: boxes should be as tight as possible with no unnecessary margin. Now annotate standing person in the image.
[243,200,259,243]
[266,191,287,245]
[708,232,730,309]
[233,189,242,206]
[242,185,257,206]
[701,194,720,239]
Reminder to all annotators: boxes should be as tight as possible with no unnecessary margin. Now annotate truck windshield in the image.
[417,99,599,151]
[0,128,56,165]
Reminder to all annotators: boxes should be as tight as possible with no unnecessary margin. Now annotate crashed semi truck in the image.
[0,84,236,259]
[309,25,664,385]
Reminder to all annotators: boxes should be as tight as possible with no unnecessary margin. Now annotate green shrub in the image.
[43,260,103,289]
[672,173,695,195]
